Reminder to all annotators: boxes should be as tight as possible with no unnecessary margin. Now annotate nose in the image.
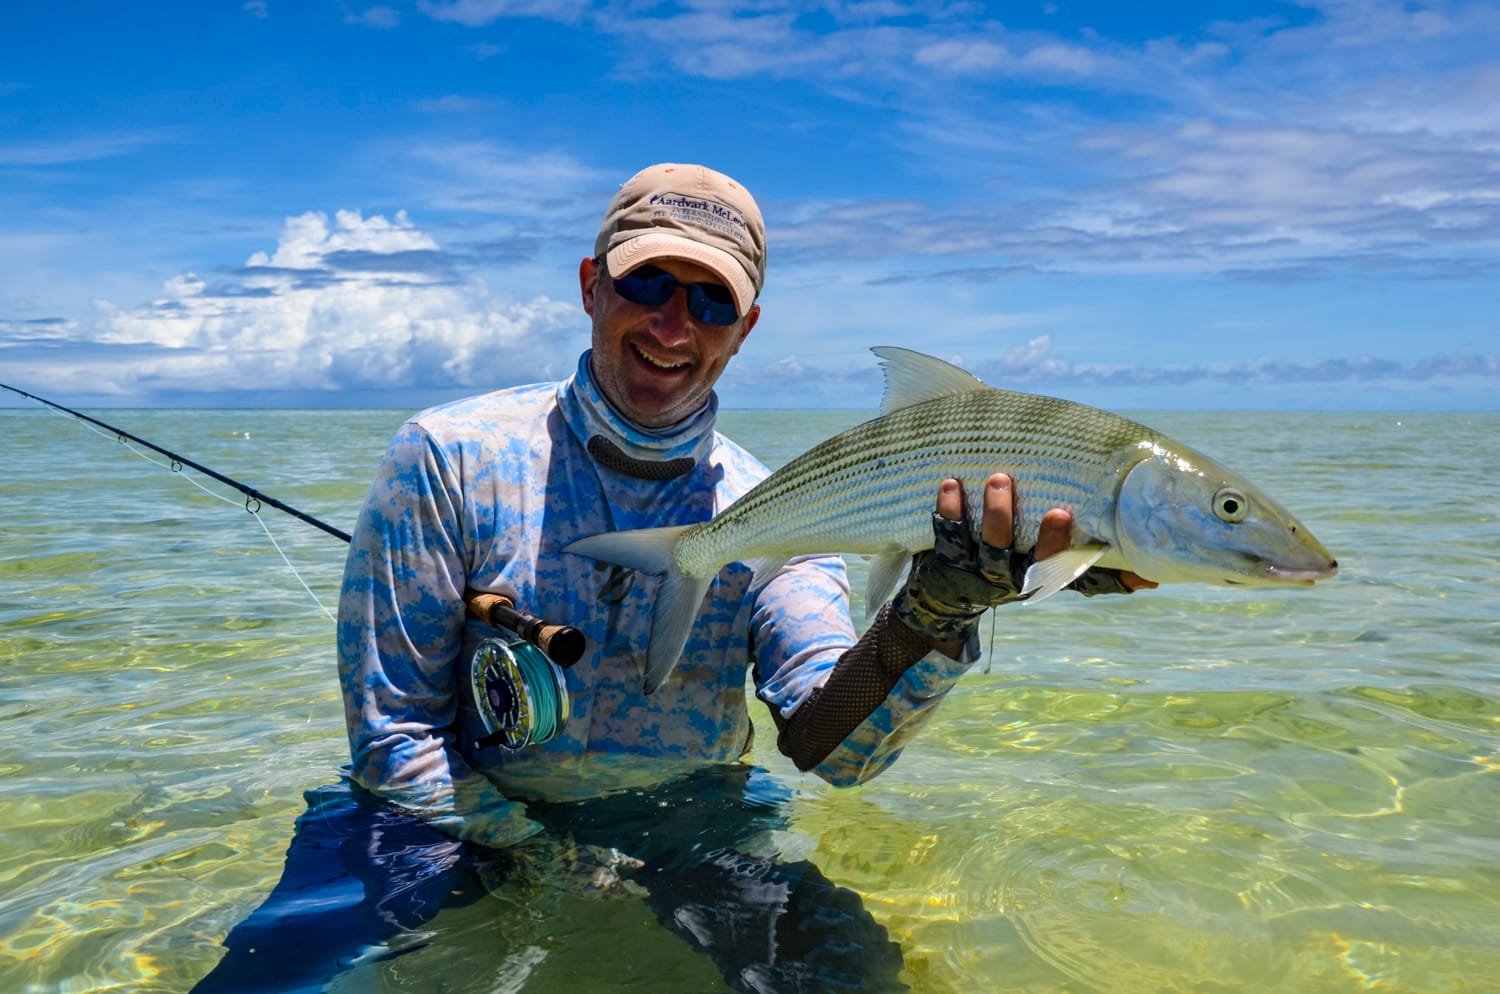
[645,287,694,343]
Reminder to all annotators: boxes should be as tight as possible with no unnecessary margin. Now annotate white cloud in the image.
[83,210,586,395]
[914,39,1011,75]
[1092,122,1500,263]
[245,209,438,269]
[0,131,172,166]
[709,337,1500,412]
[413,94,492,114]
[418,0,588,27]
[1000,334,1072,378]
[345,6,400,28]
[1018,42,1103,77]
[765,107,1500,279]
[399,142,610,214]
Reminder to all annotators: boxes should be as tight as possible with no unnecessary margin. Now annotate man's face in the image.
[581,255,760,429]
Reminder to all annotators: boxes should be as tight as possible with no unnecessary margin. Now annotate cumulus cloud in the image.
[80,209,584,396]
[716,334,1499,409]
[0,316,78,346]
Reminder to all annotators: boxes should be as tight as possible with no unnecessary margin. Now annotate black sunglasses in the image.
[611,264,740,327]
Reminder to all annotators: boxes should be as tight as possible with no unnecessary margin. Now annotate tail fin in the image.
[563,526,711,694]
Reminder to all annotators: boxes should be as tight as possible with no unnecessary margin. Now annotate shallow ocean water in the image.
[1,404,1497,993]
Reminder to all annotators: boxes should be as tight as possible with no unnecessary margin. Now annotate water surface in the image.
[2,406,1497,992]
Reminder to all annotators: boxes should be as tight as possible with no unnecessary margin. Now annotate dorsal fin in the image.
[871,346,989,415]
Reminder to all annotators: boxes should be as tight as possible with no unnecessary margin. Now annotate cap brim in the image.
[607,233,756,319]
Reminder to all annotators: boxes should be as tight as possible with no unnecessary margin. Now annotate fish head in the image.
[1112,442,1338,588]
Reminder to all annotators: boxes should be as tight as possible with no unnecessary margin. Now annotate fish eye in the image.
[1213,487,1249,523]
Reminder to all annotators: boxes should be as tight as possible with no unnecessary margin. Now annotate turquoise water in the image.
[1,405,1498,992]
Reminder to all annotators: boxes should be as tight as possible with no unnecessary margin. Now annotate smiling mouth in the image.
[633,343,690,371]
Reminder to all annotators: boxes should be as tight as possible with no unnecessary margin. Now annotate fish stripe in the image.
[675,390,1161,578]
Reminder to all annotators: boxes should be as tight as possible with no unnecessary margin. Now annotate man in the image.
[336,161,1145,847]
[278,161,1145,993]
[193,163,1147,994]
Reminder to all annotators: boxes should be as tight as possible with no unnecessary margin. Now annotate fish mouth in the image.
[1220,558,1339,586]
[1261,560,1340,585]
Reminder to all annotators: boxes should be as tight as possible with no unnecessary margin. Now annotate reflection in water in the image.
[190,768,907,993]
[6,410,1500,992]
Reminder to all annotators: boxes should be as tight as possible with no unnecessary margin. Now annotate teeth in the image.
[634,345,687,370]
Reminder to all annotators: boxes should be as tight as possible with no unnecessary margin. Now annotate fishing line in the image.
[470,635,570,750]
[1,381,352,541]
[5,381,585,748]
[13,387,339,621]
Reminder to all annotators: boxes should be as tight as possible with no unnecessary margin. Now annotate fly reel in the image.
[470,633,571,750]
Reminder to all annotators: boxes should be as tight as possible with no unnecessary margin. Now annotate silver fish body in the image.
[566,347,1338,692]
[678,386,1142,574]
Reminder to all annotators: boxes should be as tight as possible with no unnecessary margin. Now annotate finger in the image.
[1034,508,1074,561]
[979,473,1014,549]
[935,478,964,521]
[1121,571,1159,591]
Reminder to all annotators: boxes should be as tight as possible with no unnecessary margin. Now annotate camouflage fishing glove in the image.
[1068,567,1136,598]
[891,510,1139,643]
[891,510,1027,643]
[773,510,1138,773]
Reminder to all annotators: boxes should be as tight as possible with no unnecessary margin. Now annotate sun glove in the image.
[891,510,1027,643]
[891,509,1140,643]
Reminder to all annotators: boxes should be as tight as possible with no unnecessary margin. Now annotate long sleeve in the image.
[755,565,1135,785]
[758,602,976,786]
[337,420,541,848]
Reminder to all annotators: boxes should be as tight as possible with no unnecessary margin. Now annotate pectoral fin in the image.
[864,550,912,618]
[1020,545,1108,603]
[643,572,714,694]
[742,557,791,592]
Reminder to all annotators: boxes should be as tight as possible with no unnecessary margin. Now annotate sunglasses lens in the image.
[686,284,738,326]
[613,266,676,308]
[612,264,740,326]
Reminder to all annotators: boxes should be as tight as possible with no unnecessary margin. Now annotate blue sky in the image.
[2,1,1496,410]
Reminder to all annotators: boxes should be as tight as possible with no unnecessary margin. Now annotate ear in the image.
[731,303,760,356]
[579,256,600,317]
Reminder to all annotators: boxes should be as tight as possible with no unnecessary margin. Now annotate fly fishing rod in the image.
[4,381,354,543]
[1,381,586,670]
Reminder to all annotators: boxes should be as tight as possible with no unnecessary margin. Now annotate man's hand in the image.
[951,474,1155,593]
[894,473,1156,654]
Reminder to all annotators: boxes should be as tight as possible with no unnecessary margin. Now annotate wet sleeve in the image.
[754,579,977,787]
[336,422,541,848]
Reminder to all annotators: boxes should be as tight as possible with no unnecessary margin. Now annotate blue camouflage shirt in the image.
[337,352,973,846]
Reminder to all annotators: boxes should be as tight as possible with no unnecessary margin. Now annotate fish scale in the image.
[677,389,1159,577]
[565,347,1336,693]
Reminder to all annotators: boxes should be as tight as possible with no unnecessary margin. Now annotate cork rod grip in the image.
[464,591,586,668]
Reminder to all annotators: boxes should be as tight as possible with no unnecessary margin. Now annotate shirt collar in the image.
[558,350,718,471]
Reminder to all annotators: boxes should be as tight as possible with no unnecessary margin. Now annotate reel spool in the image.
[470,633,571,750]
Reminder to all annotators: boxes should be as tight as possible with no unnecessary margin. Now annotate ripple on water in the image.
[927,795,1500,994]
[5,410,1500,992]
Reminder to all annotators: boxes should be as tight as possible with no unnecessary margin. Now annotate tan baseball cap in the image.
[594,163,767,318]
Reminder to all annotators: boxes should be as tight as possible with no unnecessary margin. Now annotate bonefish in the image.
[566,347,1338,693]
